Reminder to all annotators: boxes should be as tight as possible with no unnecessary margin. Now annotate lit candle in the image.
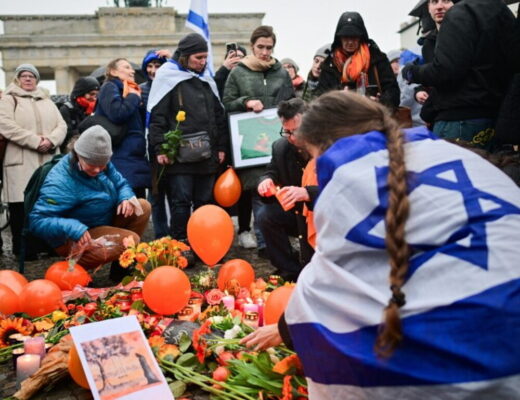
[16,354,40,383]
[222,295,235,311]
[24,336,45,361]
[243,303,259,329]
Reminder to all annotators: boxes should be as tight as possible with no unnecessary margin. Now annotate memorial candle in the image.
[222,294,235,311]
[243,303,259,329]
[254,298,264,327]
[24,336,45,361]
[16,354,40,383]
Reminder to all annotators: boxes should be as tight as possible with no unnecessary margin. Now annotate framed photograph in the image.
[70,316,173,400]
[228,108,282,168]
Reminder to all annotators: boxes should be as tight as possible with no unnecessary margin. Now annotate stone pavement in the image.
[0,220,276,399]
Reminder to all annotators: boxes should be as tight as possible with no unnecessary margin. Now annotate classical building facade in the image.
[0,7,263,93]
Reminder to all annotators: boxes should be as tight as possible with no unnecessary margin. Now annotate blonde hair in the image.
[105,58,129,81]
[297,91,410,357]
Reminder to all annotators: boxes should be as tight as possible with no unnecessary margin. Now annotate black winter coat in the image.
[59,101,87,151]
[258,138,318,213]
[148,77,228,175]
[408,0,519,121]
[316,11,400,110]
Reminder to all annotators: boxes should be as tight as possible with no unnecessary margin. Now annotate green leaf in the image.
[179,332,192,353]
[131,299,145,311]
[176,352,197,368]
[168,380,187,397]
[121,275,134,286]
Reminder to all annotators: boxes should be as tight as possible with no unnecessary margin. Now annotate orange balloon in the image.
[143,266,191,315]
[214,168,242,207]
[217,259,255,291]
[45,261,92,290]
[264,286,295,325]
[0,283,20,315]
[20,279,63,318]
[68,344,89,389]
[187,205,234,266]
[0,270,28,296]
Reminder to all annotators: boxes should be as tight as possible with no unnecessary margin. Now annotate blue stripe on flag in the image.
[289,278,520,387]
[187,10,209,38]
[317,126,437,190]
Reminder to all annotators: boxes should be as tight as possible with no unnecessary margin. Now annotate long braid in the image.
[375,113,410,357]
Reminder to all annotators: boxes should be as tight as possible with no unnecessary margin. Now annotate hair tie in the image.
[389,285,406,307]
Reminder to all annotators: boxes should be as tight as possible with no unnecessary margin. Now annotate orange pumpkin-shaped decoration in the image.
[45,261,92,290]
[68,344,89,389]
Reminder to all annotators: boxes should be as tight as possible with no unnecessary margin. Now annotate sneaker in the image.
[238,231,257,249]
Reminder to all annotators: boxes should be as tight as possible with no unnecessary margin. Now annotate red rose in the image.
[205,289,224,305]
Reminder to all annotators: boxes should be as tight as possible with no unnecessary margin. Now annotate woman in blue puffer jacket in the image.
[29,126,151,272]
[95,58,150,197]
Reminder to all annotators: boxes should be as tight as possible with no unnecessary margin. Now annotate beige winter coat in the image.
[0,83,66,202]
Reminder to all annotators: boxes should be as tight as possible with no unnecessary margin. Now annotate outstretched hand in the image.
[239,324,283,351]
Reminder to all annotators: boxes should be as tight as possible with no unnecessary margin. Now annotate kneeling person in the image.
[256,99,317,281]
[29,125,151,271]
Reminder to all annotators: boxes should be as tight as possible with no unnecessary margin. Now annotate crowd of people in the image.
[0,0,520,398]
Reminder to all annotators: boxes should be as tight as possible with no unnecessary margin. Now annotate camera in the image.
[225,42,238,55]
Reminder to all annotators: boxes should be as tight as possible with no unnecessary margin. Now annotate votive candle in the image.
[222,295,235,311]
[254,298,264,327]
[16,354,40,383]
[24,336,45,361]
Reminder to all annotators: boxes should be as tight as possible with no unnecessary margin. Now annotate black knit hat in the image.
[177,33,208,56]
[70,77,100,100]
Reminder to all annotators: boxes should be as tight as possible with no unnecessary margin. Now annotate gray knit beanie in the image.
[280,58,299,73]
[15,64,40,82]
[314,44,331,59]
[74,125,113,166]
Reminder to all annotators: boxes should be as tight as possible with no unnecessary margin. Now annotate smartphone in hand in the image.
[226,42,238,56]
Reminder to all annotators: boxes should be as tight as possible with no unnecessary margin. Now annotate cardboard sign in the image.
[70,316,173,400]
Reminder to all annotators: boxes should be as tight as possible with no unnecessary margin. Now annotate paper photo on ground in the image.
[70,316,173,400]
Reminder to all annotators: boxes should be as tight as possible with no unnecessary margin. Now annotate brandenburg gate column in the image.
[54,67,78,95]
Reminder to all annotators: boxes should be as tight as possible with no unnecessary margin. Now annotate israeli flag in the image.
[285,127,520,399]
[185,0,214,76]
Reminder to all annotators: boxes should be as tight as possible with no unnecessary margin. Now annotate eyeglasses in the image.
[19,74,36,80]
[279,127,294,138]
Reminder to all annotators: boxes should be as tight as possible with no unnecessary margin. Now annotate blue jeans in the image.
[433,119,495,150]
[148,186,171,239]
[166,174,216,240]
[256,202,301,278]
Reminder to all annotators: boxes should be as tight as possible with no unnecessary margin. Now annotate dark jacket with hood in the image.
[96,78,151,189]
[59,77,100,151]
[316,12,400,110]
[139,49,167,126]
[406,0,520,122]
[148,59,228,175]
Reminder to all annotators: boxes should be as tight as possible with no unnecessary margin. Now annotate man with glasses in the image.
[256,98,317,282]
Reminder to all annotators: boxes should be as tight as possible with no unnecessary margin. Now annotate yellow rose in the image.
[176,110,186,122]
[52,311,67,322]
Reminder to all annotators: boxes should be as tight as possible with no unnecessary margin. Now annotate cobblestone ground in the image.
[0,219,275,400]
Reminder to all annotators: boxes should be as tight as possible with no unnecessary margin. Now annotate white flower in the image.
[224,324,242,339]
[269,354,280,364]
[209,316,224,324]
[199,275,211,287]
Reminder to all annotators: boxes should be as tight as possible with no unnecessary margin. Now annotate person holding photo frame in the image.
[223,25,294,256]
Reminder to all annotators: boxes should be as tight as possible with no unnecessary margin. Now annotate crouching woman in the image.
[28,125,151,271]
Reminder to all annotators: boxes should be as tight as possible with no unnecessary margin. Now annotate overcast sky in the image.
[0,0,420,92]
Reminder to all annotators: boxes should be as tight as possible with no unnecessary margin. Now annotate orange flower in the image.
[148,335,165,351]
[33,318,54,332]
[173,250,182,257]
[177,241,190,251]
[192,319,212,363]
[158,343,180,360]
[136,242,151,254]
[281,375,293,400]
[0,317,34,347]
[177,256,188,269]
[135,252,148,264]
[119,249,136,267]
[272,354,303,375]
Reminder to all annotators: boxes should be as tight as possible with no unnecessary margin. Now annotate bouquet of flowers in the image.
[119,236,190,282]
[157,110,185,181]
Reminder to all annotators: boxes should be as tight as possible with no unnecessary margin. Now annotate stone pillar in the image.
[54,67,71,94]
[4,71,15,86]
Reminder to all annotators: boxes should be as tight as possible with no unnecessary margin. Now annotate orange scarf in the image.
[302,158,317,249]
[333,43,370,84]
[75,96,96,115]
[122,79,142,98]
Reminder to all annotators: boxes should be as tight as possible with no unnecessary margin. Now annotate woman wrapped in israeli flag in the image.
[242,91,520,399]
